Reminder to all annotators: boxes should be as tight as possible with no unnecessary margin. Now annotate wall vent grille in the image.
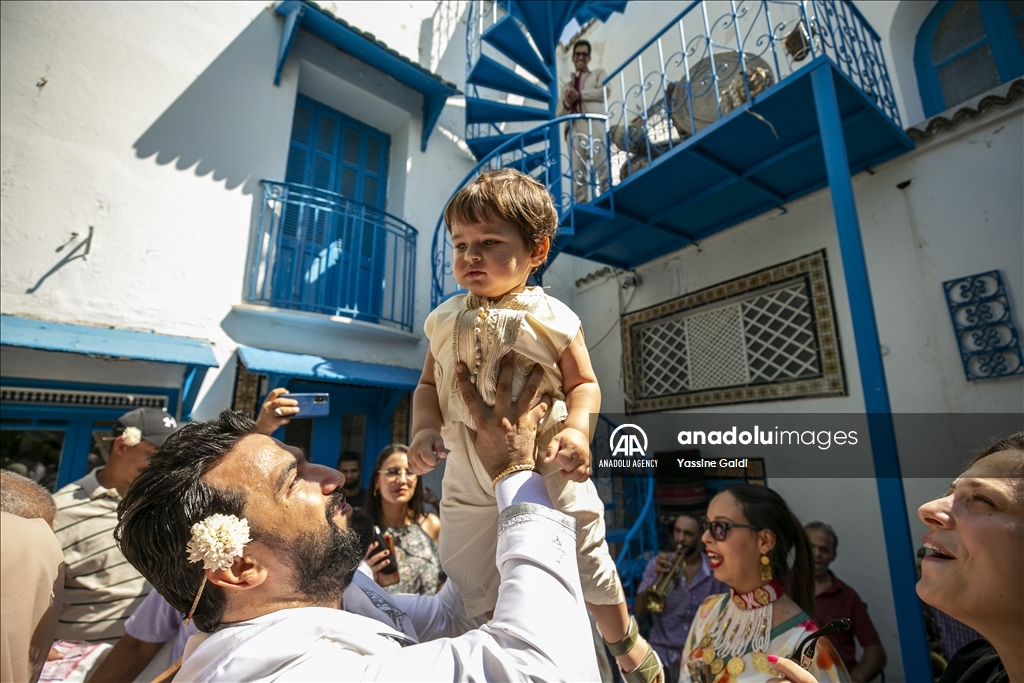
[0,387,168,410]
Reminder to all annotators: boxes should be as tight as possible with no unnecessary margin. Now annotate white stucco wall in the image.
[1,0,476,417]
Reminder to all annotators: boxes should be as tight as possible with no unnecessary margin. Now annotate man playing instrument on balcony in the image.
[409,168,662,683]
[636,513,728,683]
[556,39,610,203]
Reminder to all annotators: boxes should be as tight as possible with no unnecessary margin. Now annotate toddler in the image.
[409,169,660,682]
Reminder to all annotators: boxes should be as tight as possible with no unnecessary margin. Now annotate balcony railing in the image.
[249,181,417,332]
[603,0,901,185]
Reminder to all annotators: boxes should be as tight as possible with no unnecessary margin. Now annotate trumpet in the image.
[641,544,686,614]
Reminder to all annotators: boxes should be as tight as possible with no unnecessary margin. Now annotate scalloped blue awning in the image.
[237,345,420,390]
[0,315,217,367]
[273,0,461,152]
[0,314,218,418]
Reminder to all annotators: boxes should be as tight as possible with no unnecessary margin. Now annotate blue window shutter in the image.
[279,96,391,319]
[286,101,313,184]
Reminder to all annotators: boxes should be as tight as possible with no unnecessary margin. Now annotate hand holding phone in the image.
[372,526,398,576]
[288,393,330,418]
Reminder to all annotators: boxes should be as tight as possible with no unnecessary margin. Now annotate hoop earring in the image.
[760,554,772,583]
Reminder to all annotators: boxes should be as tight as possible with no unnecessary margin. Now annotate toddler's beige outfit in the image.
[425,287,624,617]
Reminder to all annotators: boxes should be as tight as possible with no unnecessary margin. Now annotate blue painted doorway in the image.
[277,95,391,322]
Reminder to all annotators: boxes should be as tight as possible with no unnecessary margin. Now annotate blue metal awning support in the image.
[236,346,421,391]
[272,0,461,151]
[810,64,930,683]
[0,315,218,419]
[274,3,305,86]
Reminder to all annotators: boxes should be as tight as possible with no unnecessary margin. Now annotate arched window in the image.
[915,0,1024,117]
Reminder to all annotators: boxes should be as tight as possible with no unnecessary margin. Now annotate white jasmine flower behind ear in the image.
[187,514,251,572]
[121,426,142,448]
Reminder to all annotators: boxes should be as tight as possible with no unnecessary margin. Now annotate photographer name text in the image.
[596,458,751,468]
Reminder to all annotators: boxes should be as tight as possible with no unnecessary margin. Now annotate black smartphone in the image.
[289,393,329,418]
[372,526,398,574]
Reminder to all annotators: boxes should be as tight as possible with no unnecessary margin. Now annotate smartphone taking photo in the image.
[288,393,329,418]
[372,526,398,575]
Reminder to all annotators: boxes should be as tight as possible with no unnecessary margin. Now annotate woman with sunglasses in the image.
[680,485,849,682]
[364,444,444,595]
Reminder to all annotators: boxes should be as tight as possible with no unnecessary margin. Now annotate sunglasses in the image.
[701,517,761,541]
[573,51,591,58]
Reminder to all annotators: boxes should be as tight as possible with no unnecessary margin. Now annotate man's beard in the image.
[258,490,364,605]
[680,540,700,561]
[347,508,377,557]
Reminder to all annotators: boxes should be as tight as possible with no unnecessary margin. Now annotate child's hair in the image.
[443,168,559,260]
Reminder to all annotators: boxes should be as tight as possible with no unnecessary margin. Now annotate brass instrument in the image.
[641,544,686,614]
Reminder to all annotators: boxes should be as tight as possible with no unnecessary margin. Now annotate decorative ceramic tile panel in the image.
[621,250,846,413]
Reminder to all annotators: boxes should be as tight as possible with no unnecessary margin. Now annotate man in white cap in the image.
[52,407,180,646]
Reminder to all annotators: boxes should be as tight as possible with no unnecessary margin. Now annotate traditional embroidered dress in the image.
[424,287,623,617]
[681,586,850,683]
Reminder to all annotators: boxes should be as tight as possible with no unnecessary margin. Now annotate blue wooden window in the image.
[916,0,1024,117]
[286,95,390,208]
[276,96,391,319]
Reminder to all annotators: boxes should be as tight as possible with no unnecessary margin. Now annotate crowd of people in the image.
[0,167,1020,683]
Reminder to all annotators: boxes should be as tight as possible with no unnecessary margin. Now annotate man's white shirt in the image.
[175,473,600,682]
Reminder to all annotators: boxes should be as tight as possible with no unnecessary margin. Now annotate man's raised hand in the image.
[455,351,548,480]
[255,388,298,435]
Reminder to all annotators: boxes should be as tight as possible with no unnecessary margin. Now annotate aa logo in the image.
[609,424,648,457]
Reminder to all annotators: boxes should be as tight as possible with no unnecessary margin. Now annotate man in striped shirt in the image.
[52,408,179,645]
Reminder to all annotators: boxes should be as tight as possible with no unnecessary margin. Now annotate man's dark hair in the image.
[572,39,591,55]
[805,521,838,554]
[0,469,56,526]
[668,512,701,536]
[337,451,362,467]
[115,410,256,632]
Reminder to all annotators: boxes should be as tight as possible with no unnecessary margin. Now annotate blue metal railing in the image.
[602,0,901,186]
[431,113,611,306]
[249,181,417,332]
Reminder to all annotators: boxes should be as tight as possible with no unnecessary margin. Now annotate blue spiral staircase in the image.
[464,0,627,159]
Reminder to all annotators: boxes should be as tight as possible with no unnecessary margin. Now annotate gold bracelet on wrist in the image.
[490,463,537,490]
